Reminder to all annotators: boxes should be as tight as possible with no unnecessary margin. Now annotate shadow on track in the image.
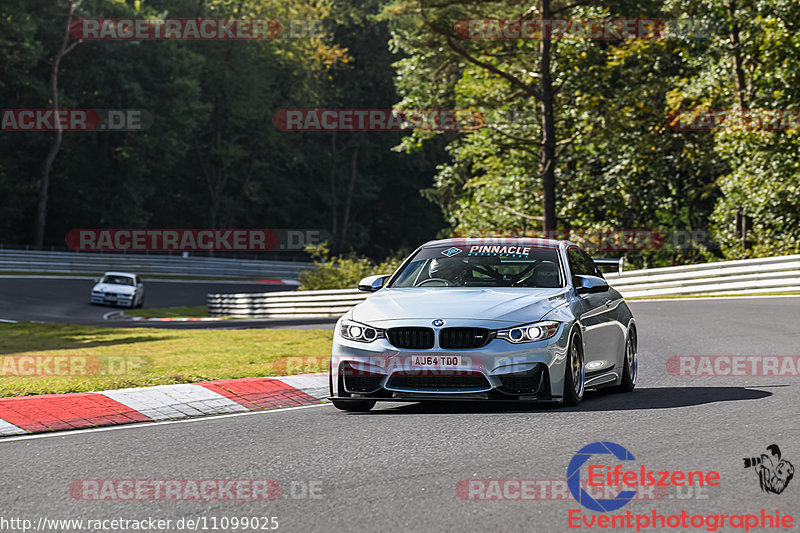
[355,386,774,415]
[0,323,179,355]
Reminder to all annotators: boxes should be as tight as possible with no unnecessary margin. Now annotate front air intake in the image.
[386,371,490,391]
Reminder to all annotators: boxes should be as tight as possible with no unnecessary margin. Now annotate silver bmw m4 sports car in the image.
[329,238,637,412]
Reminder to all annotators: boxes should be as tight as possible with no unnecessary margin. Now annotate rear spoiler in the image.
[593,258,624,275]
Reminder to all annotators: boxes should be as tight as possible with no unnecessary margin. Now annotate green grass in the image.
[627,291,800,300]
[125,306,209,318]
[0,322,333,397]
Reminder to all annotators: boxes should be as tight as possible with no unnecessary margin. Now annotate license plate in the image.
[410,355,462,367]
[106,295,117,302]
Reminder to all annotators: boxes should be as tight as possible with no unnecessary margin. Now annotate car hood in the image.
[92,283,136,295]
[352,287,569,326]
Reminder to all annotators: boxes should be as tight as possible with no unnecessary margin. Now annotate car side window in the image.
[567,249,590,279]
[579,249,604,278]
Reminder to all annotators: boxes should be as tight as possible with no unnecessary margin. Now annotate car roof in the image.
[102,272,137,277]
[421,237,570,249]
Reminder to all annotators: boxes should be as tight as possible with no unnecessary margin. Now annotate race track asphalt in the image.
[1,296,799,532]
[0,277,335,329]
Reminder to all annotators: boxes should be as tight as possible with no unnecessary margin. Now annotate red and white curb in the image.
[128,316,228,322]
[258,279,301,286]
[103,311,234,322]
[0,373,328,436]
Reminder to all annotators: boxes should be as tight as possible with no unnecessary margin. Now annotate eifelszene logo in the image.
[566,441,797,531]
[567,441,721,512]
[744,444,794,495]
[568,441,638,512]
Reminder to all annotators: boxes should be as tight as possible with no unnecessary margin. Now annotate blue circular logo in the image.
[567,441,637,513]
[432,319,445,327]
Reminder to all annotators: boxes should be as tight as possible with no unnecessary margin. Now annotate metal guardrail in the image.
[208,289,365,318]
[605,254,800,298]
[207,254,800,318]
[0,250,311,279]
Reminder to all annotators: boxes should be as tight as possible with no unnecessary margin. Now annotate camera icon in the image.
[743,456,765,469]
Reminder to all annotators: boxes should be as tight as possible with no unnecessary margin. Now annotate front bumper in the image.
[330,320,571,402]
[91,291,134,306]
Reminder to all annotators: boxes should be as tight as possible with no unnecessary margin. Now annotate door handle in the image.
[604,299,612,307]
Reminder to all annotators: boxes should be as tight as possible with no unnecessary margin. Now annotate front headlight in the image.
[339,320,385,343]
[496,321,560,343]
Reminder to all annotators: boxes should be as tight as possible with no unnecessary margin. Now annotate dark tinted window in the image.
[578,249,603,278]
[567,249,590,278]
[101,275,134,286]
[567,248,602,280]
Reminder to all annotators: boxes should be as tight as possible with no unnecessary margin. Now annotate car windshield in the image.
[100,275,135,286]
[389,244,564,288]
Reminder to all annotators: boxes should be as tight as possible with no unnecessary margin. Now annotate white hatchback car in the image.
[90,272,145,308]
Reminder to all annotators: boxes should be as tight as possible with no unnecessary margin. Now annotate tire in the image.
[613,329,637,392]
[331,399,375,412]
[562,328,585,406]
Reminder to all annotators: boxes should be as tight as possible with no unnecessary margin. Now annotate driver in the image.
[428,257,467,285]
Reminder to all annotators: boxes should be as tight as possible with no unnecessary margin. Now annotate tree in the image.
[34,0,80,248]
[665,0,800,258]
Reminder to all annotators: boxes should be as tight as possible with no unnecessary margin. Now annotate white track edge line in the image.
[628,294,800,303]
[0,402,331,443]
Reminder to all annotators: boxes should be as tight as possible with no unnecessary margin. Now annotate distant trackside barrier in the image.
[0,249,310,280]
[207,254,800,318]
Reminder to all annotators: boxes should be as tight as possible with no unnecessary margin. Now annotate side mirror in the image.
[93,278,100,283]
[358,274,390,292]
[575,275,609,294]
